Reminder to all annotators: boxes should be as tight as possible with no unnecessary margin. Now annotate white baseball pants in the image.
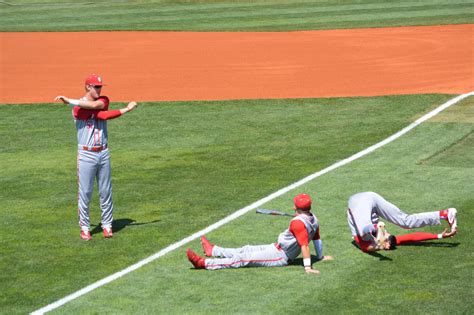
[205,243,288,270]
[77,149,114,230]
[347,191,440,238]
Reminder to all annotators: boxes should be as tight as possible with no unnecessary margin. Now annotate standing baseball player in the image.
[187,193,334,273]
[55,74,138,241]
[347,191,458,252]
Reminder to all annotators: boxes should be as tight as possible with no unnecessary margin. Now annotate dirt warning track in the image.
[1,24,472,104]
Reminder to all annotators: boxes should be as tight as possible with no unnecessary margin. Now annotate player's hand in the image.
[54,96,70,104]
[441,228,456,238]
[305,268,320,275]
[321,255,334,261]
[126,101,138,112]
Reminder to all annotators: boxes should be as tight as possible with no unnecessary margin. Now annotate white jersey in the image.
[73,96,110,148]
[277,214,319,260]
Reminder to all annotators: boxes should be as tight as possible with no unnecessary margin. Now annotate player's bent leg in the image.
[375,195,441,229]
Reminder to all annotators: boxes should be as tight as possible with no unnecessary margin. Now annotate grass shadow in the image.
[399,241,460,248]
[351,241,393,261]
[91,218,161,235]
[290,255,324,266]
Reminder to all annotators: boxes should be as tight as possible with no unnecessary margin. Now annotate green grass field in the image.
[56,97,474,315]
[0,0,473,31]
[1,1,473,314]
[1,95,473,314]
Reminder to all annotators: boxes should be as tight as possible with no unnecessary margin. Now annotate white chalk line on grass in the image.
[31,91,473,315]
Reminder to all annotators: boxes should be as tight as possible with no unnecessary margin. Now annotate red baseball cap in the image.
[85,74,104,86]
[294,193,312,210]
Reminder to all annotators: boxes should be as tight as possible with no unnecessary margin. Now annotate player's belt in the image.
[80,144,108,152]
[274,243,283,251]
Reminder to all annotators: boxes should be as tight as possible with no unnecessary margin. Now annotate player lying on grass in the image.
[347,191,458,252]
[187,193,333,274]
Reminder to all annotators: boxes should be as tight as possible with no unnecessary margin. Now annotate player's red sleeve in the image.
[289,220,309,246]
[96,109,122,120]
[354,235,372,253]
[396,232,439,245]
[312,227,320,240]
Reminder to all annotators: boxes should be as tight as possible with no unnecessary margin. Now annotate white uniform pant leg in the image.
[347,209,358,237]
[348,192,376,238]
[205,244,288,270]
[373,193,441,228]
[212,244,270,258]
[77,150,98,229]
[97,149,113,229]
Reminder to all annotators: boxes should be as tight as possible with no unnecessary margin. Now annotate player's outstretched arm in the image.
[96,101,139,120]
[119,101,138,114]
[54,95,70,104]
[54,95,105,109]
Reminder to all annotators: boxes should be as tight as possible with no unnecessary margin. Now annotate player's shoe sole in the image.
[376,221,386,247]
[447,208,457,232]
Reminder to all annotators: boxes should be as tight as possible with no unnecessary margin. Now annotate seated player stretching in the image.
[347,191,458,252]
[187,193,333,273]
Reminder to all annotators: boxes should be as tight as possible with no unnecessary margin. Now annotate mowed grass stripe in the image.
[52,96,474,314]
[2,1,470,22]
[0,95,449,314]
[1,0,473,31]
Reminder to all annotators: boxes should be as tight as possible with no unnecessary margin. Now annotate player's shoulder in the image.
[97,96,110,109]
[289,217,306,229]
[98,95,110,103]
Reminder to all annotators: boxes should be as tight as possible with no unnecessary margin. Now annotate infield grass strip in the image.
[0,95,450,314]
[1,0,473,31]
[49,96,474,314]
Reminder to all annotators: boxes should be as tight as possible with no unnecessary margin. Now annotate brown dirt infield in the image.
[1,24,472,104]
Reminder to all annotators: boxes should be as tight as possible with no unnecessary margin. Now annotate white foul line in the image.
[31,91,473,315]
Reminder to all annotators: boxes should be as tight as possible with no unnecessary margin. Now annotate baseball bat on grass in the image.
[256,208,295,217]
